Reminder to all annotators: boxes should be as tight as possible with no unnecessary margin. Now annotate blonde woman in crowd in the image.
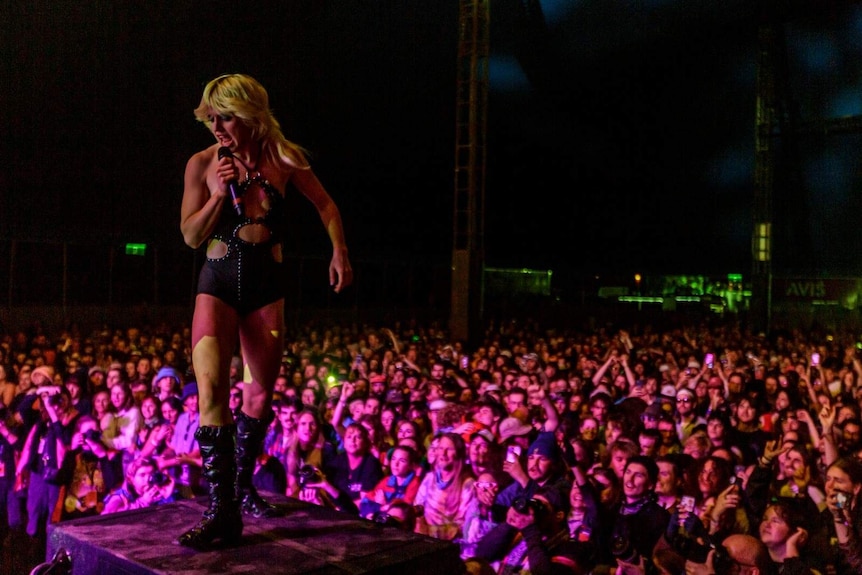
[414,431,476,541]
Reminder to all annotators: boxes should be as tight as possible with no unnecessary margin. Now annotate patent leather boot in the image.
[178,425,242,548]
[235,411,281,517]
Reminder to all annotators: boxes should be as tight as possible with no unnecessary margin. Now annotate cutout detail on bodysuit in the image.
[237,222,271,244]
[206,239,228,259]
[196,172,286,314]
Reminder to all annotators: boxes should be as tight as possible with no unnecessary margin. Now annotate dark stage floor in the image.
[43,494,463,575]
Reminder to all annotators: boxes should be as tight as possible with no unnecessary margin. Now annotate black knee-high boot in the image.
[235,411,280,518]
[178,425,242,548]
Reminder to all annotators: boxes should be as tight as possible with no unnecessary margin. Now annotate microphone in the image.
[217,146,244,216]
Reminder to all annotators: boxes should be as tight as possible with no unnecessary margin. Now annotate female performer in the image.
[178,73,352,548]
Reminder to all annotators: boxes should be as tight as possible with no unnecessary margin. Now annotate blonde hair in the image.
[194,73,310,169]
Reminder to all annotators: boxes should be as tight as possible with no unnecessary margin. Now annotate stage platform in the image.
[46,494,464,575]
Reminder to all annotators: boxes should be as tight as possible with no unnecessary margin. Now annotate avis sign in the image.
[773,278,862,307]
[783,280,827,299]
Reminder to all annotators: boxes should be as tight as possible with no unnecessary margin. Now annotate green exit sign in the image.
[125,243,147,256]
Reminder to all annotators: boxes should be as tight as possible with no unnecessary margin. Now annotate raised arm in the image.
[592,355,615,387]
[331,381,355,438]
[620,354,637,388]
[816,405,839,467]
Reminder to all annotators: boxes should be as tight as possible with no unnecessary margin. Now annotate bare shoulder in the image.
[286,164,323,193]
[186,145,218,174]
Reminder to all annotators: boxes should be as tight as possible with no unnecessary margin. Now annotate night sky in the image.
[2,1,862,285]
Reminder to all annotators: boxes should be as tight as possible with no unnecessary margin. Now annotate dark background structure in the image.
[1,1,861,329]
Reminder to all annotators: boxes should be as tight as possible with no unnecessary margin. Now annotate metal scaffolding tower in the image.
[450,0,489,343]
[752,5,862,332]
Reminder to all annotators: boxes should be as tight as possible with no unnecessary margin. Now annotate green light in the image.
[618,296,663,304]
[727,273,743,282]
[125,243,147,256]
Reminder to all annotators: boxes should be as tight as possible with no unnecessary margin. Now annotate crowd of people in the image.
[0,317,861,574]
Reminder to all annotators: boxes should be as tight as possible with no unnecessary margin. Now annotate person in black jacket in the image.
[597,455,671,575]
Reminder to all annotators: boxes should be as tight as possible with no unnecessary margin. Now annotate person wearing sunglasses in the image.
[675,389,706,445]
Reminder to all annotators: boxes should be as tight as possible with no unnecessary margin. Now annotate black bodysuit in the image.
[196,174,286,315]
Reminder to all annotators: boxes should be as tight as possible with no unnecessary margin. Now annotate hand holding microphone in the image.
[217,146,244,216]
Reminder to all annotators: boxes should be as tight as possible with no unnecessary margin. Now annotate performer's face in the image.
[207,107,251,150]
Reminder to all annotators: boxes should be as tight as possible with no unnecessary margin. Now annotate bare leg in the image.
[238,298,284,418]
[179,294,242,548]
[234,298,284,517]
[191,294,239,427]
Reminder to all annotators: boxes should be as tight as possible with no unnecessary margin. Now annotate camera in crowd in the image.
[710,546,736,575]
[512,495,547,519]
[609,519,639,564]
[669,531,712,564]
[671,532,736,574]
[610,534,639,564]
[83,429,102,442]
[148,471,170,487]
[371,511,401,527]
[298,464,323,487]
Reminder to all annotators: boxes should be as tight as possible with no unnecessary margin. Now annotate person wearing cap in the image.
[87,365,107,395]
[492,432,571,526]
[427,398,452,437]
[640,400,665,431]
[30,366,55,389]
[153,366,183,403]
[368,373,387,399]
[498,416,534,453]
[519,352,543,377]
